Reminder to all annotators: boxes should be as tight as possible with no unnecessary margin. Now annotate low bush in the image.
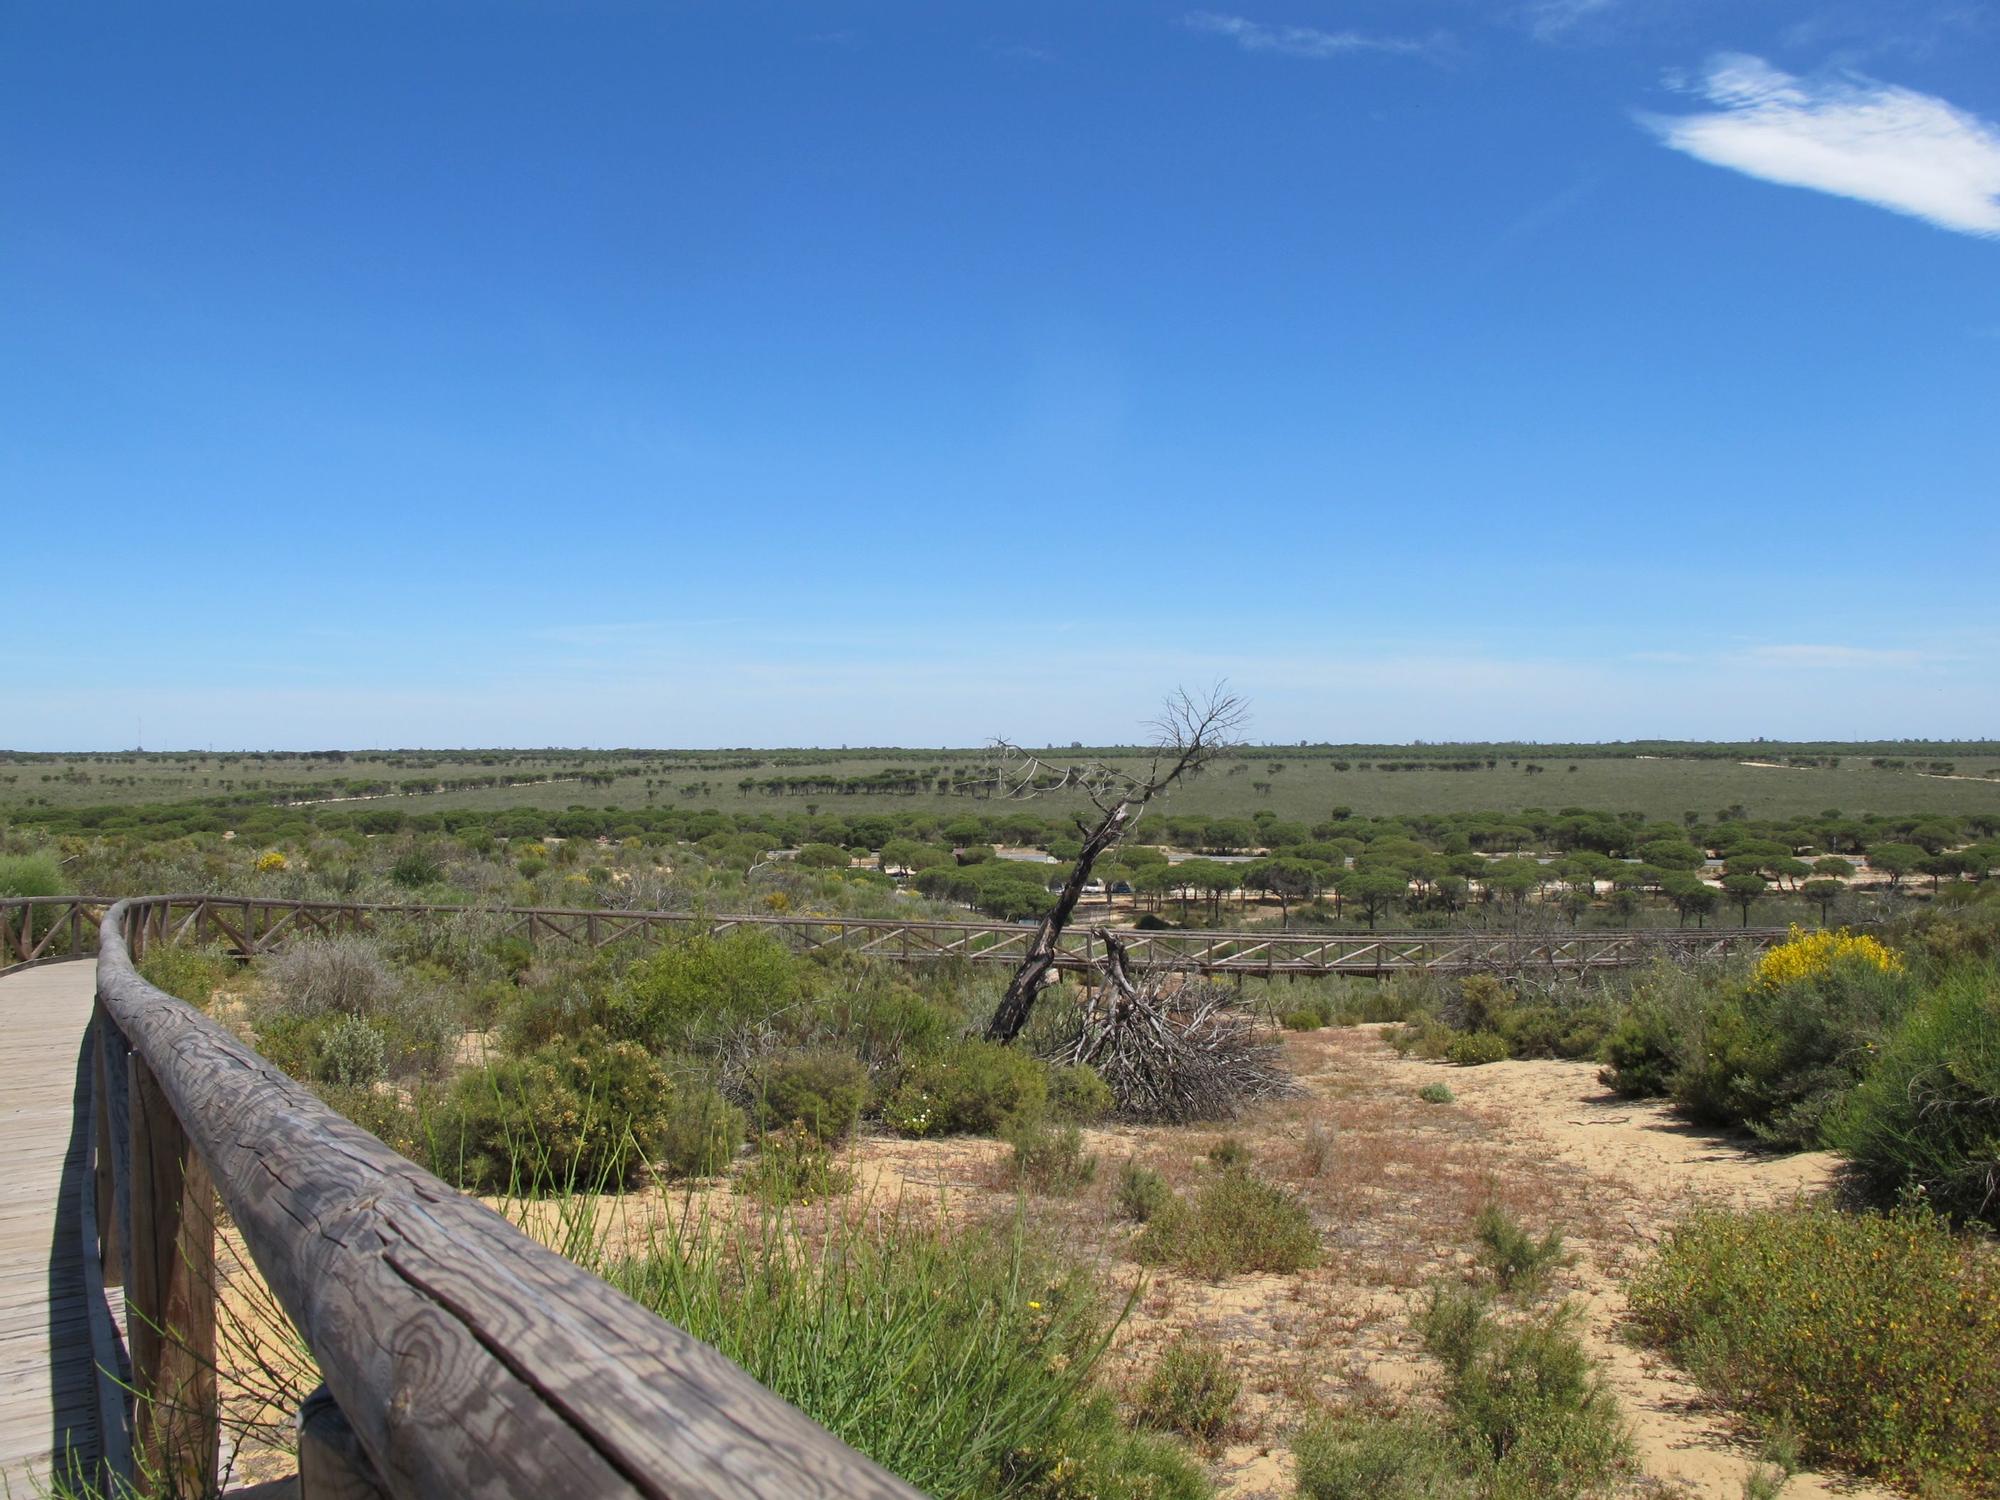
[747,1048,869,1143]
[137,942,238,1009]
[1296,1286,1628,1500]
[610,929,807,1053]
[1419,1082,1456,1105]
[735,1127,854,1205]
[1447,1031,1510,1068]
[1473,1202,1564,1295]
[1832,965,2000,1223]
[316,1013,388,1088]
[1137,1170,1320,1279]
[1596,1007,1676,1099]
[1132,1334,1239,1449]
[433,1031,726,1193]
[1281,1006,1329,1032]
[1628,1200,2000,1493]
[1416,1283,1629,1497]
[1116,1160,1172,1222]
[262,935,403,1019]
[656,1079,747,1178]
[1497,1003,1610,1061]
[1206,1136,1251,1170]
[1671,954,1913,1150]
[609,1210,1211,1500]
[1046,1061,1116,1122]
[882,1038,1048,1137]
[1292,1411,1470,1500]
[1006,1117,1098,1195]
[0,851,63,897]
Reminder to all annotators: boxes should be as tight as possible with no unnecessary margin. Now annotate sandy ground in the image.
[821,1026,1890,1500]
[210,1025,1895,1499]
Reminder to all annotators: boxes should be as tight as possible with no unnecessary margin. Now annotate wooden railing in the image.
[2,892,1797,981]
[85,901,924,1499]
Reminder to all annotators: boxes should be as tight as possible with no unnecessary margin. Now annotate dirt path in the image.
[1289,1028,1888,1500]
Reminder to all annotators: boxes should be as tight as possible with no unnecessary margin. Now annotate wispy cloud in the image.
[1527,0,1617,43]
[1640,54,2000,238]
[1737,643,1937,669]
[1181,11,1440,61]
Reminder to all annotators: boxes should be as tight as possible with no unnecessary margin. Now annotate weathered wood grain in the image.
[0,961,105,1492]
[126,1050,217,1496]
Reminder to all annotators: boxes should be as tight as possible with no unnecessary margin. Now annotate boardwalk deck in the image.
[0,961,110,1494]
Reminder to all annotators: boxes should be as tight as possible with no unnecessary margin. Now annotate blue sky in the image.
[4,1,1996,750]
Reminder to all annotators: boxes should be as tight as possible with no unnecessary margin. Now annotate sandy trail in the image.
[1303,1030,1887,1500]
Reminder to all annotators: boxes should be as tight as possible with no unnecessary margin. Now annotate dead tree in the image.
[1048,931,1296,1121]
[982,685,1247,1044]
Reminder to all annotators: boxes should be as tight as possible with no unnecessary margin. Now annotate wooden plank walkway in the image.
[0,961,109,1494]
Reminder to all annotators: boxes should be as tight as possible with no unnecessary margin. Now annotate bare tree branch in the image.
[982,684,1248,1044]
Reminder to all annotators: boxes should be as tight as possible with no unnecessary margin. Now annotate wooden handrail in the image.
[2,892,1801,981]
[90,901,924,1499]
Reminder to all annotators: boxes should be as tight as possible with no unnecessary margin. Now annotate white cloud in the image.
[1528,0,1617,43]
[1181,12,1437,61]
[1641,54,2000,237]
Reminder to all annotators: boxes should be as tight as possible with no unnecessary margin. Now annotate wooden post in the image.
[127,1052,218,1497]
[298,1385,391,1500]
[92,1011,126,1285]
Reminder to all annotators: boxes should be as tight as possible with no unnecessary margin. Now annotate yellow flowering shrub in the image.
[1754,925,1903,991]
[254,849,288,872]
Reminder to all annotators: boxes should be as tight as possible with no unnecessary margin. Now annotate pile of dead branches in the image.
[1044,933,1297,1123]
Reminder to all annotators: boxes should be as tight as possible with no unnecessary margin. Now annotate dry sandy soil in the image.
[846,1025,1889,1500]
[211,1023,1892,1499]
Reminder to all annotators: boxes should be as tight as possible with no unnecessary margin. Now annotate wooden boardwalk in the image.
[0,961,112,1494]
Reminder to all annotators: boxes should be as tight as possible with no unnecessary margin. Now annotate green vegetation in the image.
[1136,1167,1320,1279]
[608,1207,1210,1500]
[1630,1200,2000,1494]
[1132,1334,1240,1450]
[1473,1203,1565,1295]
[1293,1285,1628,1500]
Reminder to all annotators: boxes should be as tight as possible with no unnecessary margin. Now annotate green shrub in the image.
[317,1013,388,1089]
[1419,1082,1456,1105]
[657,1081,746,1178]
[1206,1136,1251,1170]
[434,1030,683,1193]
[1137,1170,1320,1279]
[1116,1160,1172,1222]
[736,1127,854,1205]
[1297,1288,1628,1500]
[608,1210,1212,1500]
[1497,1003,1610,1061]
[1596,1007,1676,1098]
[1292,1412,1471,1500]
[0,851,63,897]
[389,845,445,888]
[883,1038,1047,1137]
[1007,1117,1098,1195]
[1282,1007,1328,1031]
[1447,1031,1510,1067]
[1832,965,2000,1222]
[1672,959,1913,1150]
[1132,1334,1239,1449]
[749,1048,869,1143]
[1416,1283,1629,1497]
[1473,1202,1564,1294]
[1629,1200,2000,1493]
[137,942,238,1009]
[1046,1062,1116,1122]
[610,929,806,1052]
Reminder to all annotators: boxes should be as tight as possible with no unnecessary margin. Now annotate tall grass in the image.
[606,1201,1208,1499]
